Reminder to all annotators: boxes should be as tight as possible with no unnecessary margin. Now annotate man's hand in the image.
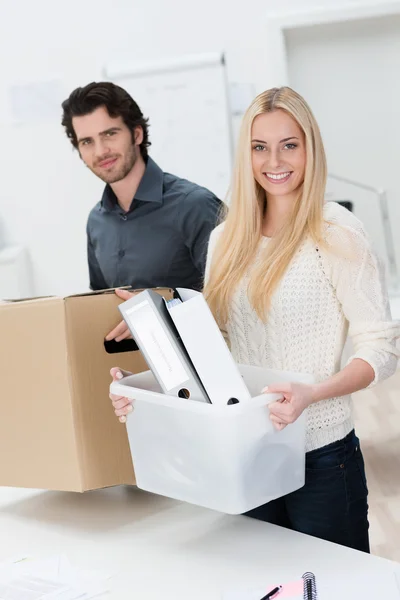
[105,288,134,342]
[109,368,134,423]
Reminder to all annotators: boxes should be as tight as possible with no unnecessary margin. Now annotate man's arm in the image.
[87,232,108,291]
[181,189,223,276]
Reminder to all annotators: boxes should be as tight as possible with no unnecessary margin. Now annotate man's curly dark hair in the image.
[61,81,151,159]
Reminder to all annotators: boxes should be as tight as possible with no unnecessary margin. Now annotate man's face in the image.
[72,106,143,184]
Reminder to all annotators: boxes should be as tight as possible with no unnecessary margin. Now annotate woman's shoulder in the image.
[208,221,225,247]
[320,202,377,267]
[323,201,366,234]
[322,201,369,247]
[205,223,226,269]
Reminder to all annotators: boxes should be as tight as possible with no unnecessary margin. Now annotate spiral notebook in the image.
[223,572,317,599]
[223,569,400,599]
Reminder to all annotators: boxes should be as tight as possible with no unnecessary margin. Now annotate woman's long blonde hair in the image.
[203,86,327,324]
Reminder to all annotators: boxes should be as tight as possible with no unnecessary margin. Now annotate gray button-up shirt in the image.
[86,157,222,291]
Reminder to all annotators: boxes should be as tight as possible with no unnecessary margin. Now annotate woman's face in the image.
[251,109,306,199]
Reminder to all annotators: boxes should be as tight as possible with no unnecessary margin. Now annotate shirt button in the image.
[121,214,127,221]
[118,250,125,258]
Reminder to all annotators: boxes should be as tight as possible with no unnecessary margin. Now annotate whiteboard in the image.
[104,52,233,200]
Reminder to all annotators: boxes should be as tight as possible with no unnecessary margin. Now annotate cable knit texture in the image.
[205,202,400,451]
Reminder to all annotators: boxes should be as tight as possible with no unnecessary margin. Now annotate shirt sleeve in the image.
[180,188,222,276]
[87,226,108,291]
[319,215,400,386]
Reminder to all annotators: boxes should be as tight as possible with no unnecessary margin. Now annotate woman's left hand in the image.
[262,382,315,431]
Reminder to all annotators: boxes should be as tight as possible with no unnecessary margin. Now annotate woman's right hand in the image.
[109,367,134,423]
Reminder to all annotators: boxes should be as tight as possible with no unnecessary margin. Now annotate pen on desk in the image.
[259,585,282,600]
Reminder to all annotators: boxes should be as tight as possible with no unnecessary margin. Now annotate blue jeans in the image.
[244,430,370,552]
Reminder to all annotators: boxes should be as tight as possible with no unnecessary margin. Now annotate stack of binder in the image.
[118,287,252,406]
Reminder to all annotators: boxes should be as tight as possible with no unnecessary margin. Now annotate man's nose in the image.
[94,138,110,158]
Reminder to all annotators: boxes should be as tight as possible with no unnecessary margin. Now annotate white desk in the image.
[1,486,399,599]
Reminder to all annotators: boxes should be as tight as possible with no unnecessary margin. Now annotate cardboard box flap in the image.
[65,288,123,299]
[1,296,60,305]
[66,286,172,299]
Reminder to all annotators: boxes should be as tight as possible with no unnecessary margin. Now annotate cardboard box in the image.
[0,287,173,492]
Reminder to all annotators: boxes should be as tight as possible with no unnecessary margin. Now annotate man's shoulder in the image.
[88,199,102,213]
[86,200,105,232]
[87,200,102,219]
[163,171,221,204]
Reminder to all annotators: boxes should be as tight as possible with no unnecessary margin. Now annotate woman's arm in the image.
[310,357,374,403]
[319,208,399,386]
[267,207,399,429]
[266,358,375,430]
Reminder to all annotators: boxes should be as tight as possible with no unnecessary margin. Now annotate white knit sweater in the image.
[205,202,399,451]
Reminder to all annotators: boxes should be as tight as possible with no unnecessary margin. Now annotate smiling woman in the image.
[205,87,327,321]
[201,86,399,553]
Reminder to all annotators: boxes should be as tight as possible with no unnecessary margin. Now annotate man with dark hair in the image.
[62,82,222,342]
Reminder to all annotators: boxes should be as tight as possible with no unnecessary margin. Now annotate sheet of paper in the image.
[0,575,69,600]
[0,554,110,600]
[11,554,109,588]
[396,570,400,592]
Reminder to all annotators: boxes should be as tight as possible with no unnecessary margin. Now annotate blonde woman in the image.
[109,87,399,552]
[202,87,399,551]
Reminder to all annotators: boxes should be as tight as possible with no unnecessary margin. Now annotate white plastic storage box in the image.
[110,363,313,514]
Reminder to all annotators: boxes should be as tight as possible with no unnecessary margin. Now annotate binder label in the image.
[125,300,190,391]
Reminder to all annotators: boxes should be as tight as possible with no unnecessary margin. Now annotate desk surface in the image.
[1,486,400,598]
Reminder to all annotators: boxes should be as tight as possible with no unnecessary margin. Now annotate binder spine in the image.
[302,572,317,599]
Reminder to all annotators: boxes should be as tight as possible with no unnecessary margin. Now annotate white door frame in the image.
[259,1,400,93]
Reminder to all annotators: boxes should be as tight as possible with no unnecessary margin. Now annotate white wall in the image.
[0,0,395,296]
[285,11,400,282]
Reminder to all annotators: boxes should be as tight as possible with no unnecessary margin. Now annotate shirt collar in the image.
[101,156,164,212]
